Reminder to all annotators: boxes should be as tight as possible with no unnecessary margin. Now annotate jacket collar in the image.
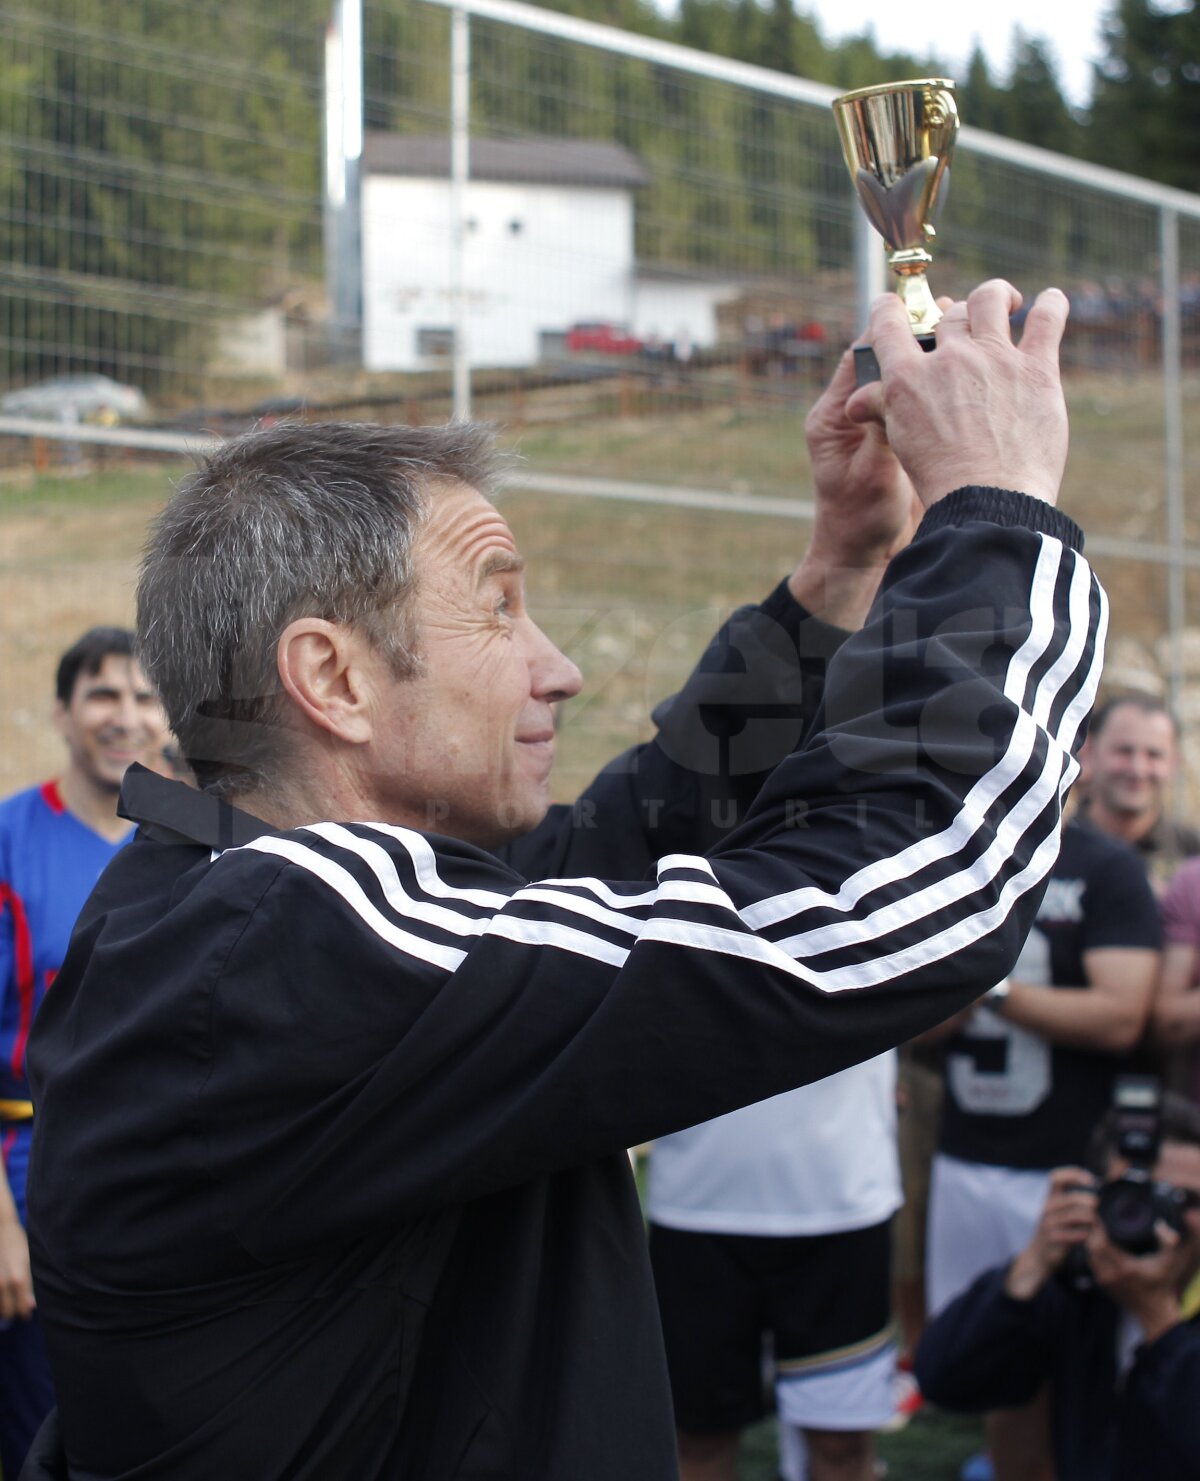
[117,763,280,851]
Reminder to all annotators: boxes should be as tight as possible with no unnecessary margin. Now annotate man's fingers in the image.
[823,346,862,403]
[829,345,853,390]
[867,292,923,377]
[1019,287,1071,363]
[1153,1219,1181,1252]
[807,347,864,430]
[967,279,1024,340]
[935,301,971,340]
[844,381,884,426]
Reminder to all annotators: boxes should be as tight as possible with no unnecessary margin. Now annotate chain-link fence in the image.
[2,0,1200,798]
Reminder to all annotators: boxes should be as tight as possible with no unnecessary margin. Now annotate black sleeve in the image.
[914,1266,1061,1411]
[198,488,1106,1255]
[1115,1319,1200,1480]
[503,579,849,879]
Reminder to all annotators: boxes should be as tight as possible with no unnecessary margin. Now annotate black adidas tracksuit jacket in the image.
[24,488,1103,1479]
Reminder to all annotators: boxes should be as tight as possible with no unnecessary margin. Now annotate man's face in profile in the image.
[370,483,583,847]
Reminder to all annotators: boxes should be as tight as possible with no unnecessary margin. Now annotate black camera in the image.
[1097,1169,1197,1256]
[1096,1075,1197,1256]
[1062,1075,1198,1289]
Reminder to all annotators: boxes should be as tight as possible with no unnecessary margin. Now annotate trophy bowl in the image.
[832,79,959,382]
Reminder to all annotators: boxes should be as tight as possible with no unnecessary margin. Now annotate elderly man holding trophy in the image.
[21,72,1085,1481]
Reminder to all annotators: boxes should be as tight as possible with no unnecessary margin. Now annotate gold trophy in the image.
[832,79,959,384]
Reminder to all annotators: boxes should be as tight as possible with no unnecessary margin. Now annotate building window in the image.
[417,327,455,357]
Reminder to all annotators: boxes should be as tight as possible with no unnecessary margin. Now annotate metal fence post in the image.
[854,207,887,335]
[451,4,471,422]
[1162,205,1186,718]
[323,0,363,359]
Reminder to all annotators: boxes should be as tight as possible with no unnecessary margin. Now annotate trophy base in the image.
[854,333,936,388]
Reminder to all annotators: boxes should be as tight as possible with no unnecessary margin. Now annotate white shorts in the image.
[774,1335,896,1431]
[775,1338,896,1481]
[926,1153,1051,1316]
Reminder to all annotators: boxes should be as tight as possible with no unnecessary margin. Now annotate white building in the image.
[361,133,738,373]
[362,134,650,372]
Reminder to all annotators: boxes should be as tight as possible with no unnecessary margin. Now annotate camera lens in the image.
[1098,1176,1158,1255]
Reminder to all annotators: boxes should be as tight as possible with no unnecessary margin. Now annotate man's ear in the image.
[276,619,375,744]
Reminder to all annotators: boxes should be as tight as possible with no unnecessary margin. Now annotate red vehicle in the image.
[565,322,643,355]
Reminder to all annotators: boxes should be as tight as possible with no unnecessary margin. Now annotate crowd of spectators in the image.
[630,690,1200,1481]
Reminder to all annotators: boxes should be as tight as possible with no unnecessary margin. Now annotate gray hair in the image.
[137,419,499,798]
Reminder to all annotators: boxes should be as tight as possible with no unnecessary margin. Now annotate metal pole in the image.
[343,0,363,339]
[853,208,887,334]
[325,0,363,357]
[450,5,471,421]
[1161,206,1186,722]
[323,12,342,323]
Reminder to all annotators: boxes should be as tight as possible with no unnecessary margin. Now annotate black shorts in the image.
[648,1219,893,1433]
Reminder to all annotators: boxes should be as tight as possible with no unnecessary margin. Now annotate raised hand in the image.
[789,346,922,630]
[1005,1167,1097,1299]
[846,279,1070,510]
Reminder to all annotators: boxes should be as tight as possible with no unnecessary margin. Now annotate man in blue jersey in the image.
[0,627,167,1479]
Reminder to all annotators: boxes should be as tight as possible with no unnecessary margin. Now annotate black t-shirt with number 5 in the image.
[939,821,1162,1170]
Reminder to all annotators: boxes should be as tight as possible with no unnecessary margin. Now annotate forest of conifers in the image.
[1,0,1196,390]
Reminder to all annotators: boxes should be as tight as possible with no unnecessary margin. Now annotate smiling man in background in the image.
[0,627,167,1478]
[1077,695,1200,892]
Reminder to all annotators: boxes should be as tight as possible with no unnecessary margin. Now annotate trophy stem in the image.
[889,256,942,336]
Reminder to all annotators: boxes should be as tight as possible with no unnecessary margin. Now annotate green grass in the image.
[0,464,188,513]
[508,404,815,500]
[740,1409,985,1481]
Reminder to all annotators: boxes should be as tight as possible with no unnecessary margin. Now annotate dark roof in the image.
[363,133,650,189]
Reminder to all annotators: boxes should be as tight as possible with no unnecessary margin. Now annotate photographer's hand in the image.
[1005,1167,1097,1300]
[789,345,921,630]
[846,279,1070,510]
[1088,1221,1186,1344]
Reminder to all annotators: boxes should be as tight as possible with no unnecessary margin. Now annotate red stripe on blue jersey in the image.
[39,780,66,815]
[0,882,35,1082]
[0,782,128,1101]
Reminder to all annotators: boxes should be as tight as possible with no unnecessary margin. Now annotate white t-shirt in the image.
[646,1051,901,1236]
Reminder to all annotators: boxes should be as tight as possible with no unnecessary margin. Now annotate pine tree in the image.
[1088,0,1200,192]
[0,0,323,394]
[961,45,1012,137]
[1005,31,1081,154]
